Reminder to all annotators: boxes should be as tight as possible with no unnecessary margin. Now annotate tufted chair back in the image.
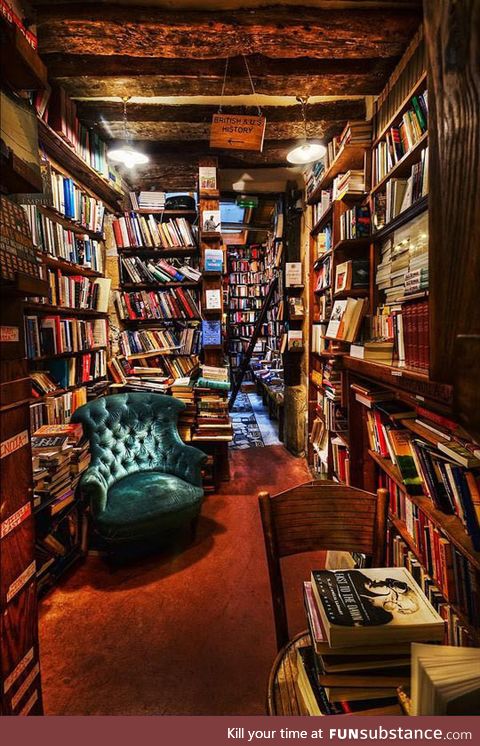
[71,393,202,489]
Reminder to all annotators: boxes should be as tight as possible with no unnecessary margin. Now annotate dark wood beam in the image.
[35,5,422,59]
[42,54,399,96]
[76,100,365,124]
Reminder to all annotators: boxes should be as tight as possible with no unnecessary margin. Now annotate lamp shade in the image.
[286,141,326,165]
[107,145,149,168]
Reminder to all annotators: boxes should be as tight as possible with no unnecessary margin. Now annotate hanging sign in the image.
[210,114,266,152]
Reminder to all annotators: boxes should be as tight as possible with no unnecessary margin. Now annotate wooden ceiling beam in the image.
[35,6,422,59]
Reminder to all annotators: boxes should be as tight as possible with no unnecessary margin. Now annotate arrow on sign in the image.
[228,138,245,144]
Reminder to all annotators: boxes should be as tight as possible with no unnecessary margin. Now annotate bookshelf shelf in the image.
[373,71,427,147]
[371,131,428,195]
[117,247,197,258]
[332,237,370,253]
[37,205,104,241]
[307,143,370,203]
[121,317,201,325]
[24,302,108,318]
[372,195,428,239]
[41,254,103,278]
[369,450,480,571]
[333,287,369,299]
[310,205,333,235]
[29,346,107,362]
[0,17,47,91]
[37,118,123,212]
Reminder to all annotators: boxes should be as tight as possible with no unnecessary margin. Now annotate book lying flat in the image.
[310,567,445,649]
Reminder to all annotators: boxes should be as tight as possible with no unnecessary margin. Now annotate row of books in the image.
[339,204,370,241]
[370,298,429,370]
[359,397,480,548]
[389,533,478,649]
[44,272,111,312]
[118,325,201,359]
[373,92,428,185]
[123,355,199,382]
[229,258,265,273]
[229,297,264,311]
[311,191,332,225]
[25,315,108,358]
[112,213,197,249]
[34,351,107,389]
[30,386,88,430]
[228,271,266,286]
[23,205,104,272]
[48,169,105,234]
[229,284,266,299]
[373,148,429,231]
[44,86,113,181]
[385,475,479,629]
[119,255,201,285]
[332,170,365,201]
[114,288,201,322]
[194,381,232,441]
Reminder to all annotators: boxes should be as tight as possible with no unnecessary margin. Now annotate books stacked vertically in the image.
[120,255,201,285]
[137,191,166,211]
[305,161,326,202]
[372,92,428,186]
[34,350,107,389]
[171,377,197,442]
[114,288,201,321]
[40,272,111,312]
[410,643,480,715]
[30,381,88,429]
[48,168,105,233]
[23,205,103,272]
[24,316,107,358]
[112,213,197,249]
[297,567,444,716]
[389,530,478,646]
[370,299,429,369]
[331,436,350,483]
[339,205,370,241]
[333,170,366,201]
[311,191,332,224]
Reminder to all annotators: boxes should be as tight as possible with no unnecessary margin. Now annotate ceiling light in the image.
[107,97,149,169]
[286,96,326,165]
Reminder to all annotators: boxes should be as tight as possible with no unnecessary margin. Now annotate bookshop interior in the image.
[1,0,480,720]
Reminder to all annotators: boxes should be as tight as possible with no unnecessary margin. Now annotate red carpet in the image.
[38,446,320,715]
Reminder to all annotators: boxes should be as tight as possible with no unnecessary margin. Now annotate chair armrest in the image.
[78,469,108,515]
[166,441,208,487]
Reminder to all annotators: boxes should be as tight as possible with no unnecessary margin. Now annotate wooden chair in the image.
[258,480,389,715]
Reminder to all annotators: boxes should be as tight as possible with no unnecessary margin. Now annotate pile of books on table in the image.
[297,567,445,716]
[193,367,232,442]
[171,377,196,442]
[31,423,90,515]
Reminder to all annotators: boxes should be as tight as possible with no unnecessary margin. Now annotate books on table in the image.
[310,567,445,648]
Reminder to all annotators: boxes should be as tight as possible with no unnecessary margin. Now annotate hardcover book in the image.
[310,567,445,648]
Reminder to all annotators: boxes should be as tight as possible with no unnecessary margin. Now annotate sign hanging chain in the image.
[243,55,262,116]
[218,58,230,113]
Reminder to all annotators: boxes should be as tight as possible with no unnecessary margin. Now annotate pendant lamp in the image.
[107,97,149,169]
[286,97,326,165]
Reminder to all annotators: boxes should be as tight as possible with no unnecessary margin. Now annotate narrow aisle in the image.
[230,392,280,449]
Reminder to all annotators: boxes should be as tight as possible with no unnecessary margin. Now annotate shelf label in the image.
[6,561,36,603]
[0,325,19,342]
[0,502,31,539]
[17,685,39,716]
[391,370,403,377]
[0,429,29,459]
[11,663,40,710]
[4,648,34,694]
[415,395,425,401]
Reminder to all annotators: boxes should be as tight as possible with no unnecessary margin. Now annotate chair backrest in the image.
[258,480,389,650]
[71,392,185,488]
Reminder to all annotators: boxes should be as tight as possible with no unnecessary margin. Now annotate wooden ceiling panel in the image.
[35,6,421,59]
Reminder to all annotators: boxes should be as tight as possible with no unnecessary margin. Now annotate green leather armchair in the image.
[71,392,207,545]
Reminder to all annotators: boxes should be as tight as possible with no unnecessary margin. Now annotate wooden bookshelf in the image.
[121,281,200,290]
[37,205,104,241]
[0,17,47,91]
[134,208,197,217]
[24,303,108,318]
[37,118,123,213]
[41,255,102,279]
[373,71,428,147]
[117,247,197,258]
[372,195,428,239]
[371,132,428,195]
[307,142,370,204]
[29,346,107,362]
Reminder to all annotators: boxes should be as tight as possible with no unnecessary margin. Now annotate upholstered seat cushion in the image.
[96,471,204,542]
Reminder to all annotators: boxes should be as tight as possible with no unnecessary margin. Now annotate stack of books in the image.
[137,192,166,211]
[196,365,230,391]
[297,567,445,716]
[171,377,197,442]
[193,383,232,442]
[332,170,366,200]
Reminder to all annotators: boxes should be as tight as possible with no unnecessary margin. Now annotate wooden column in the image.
[424,0,480,438]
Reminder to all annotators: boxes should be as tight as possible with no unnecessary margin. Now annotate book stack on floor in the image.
[297,567,445,716]
[193,367,232,442]
[171,377,197,442]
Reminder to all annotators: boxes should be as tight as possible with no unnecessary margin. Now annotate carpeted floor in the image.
[230,392,280,449]
[38,445,319,715]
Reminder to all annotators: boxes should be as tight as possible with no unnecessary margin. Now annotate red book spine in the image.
[112,219,123,248]
[175,288,194,318]
[403,305,412,367]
